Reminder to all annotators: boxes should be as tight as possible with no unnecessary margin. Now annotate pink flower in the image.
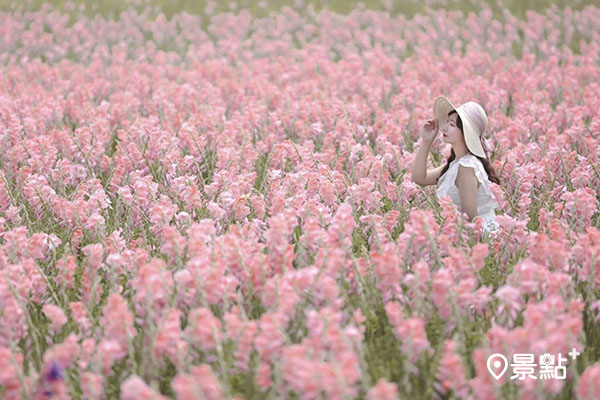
[394,317,432,363]
[560,187,597,229]
[43,304,67,332]
[367,378,398,400]
[131,258,173,317]
[121,375,166,400]
[470,348,500,398]
[385,302,431,362]
[250,193,266,219]
[160,225,186,262]
[56,254,78,289]
[42,333,79,370]
[0,285,27,342]
[402,258,430,306]
[577,364,600,400]
[27,232,51,260]
[470,243,489,271]
[154,308,187,367]
[149,195,177,229]
[101,293,136,343]
[435,340,470,398]
[233,196,251,220]
[81,372,104,400]
[69,301,90,335]
[280,344,321,398]
[172,365,224,400]
[495,285,523,326]
[234,321,259,371]
[384,301,404,328]
[254,314,285,360]
[82,243,105,270]
[255,359,272,390]
[95,339,126,375]
[0,347,23,392]
[371,243,403,298]
[84,212,105,231]
[264,212,292,256]
[328,202,356,248]
[185,307,223,351]
[432,268,453,320]
[79,338,96,370]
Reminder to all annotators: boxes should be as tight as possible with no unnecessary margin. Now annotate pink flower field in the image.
[0,1,599,399]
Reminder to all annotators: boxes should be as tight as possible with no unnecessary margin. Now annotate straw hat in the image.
[433,96,490,158]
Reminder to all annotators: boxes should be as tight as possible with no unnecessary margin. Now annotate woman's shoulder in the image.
[460,153,479,163]
[456,154,496,194]
[456,153,485,169]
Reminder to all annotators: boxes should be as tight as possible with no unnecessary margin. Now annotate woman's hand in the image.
[420,119,439,143]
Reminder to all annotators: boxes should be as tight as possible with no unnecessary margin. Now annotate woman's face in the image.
[441,112,463,145]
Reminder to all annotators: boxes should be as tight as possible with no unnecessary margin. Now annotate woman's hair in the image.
[436,110,501,185]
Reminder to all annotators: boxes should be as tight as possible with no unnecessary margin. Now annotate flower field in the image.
[0,1,599,399]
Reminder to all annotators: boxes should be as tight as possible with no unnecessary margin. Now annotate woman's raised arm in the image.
[411,119,440,186]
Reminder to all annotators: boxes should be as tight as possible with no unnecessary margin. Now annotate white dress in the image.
[436,153,500,234]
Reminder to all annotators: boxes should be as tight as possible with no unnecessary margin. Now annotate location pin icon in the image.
[487,354,508,380]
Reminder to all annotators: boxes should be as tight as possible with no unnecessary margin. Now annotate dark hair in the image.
[437,110,501,185]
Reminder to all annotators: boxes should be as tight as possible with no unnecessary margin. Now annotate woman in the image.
[411,96,501,235]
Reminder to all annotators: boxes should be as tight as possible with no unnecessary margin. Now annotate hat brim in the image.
[433,96,486,158]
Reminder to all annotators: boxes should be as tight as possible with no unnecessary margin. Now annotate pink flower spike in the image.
[121,375,166,400]
[43,304,67,333]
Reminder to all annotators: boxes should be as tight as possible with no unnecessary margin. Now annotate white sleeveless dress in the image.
[436,153,500,234]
